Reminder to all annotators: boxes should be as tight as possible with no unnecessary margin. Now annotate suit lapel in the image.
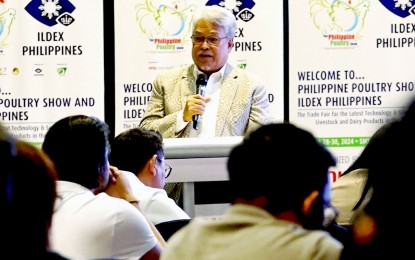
[216,64,237,136]
[176,65,196,137]
[180,65,196,109]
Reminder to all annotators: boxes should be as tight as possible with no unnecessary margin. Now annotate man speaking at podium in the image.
[139,5,271,207]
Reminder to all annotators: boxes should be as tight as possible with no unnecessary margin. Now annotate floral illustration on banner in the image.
[309,0,370,48]
[135,0,197,51]
[0,1,16,49]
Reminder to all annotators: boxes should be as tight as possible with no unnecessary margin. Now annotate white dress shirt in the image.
[50,181,157,260]
[176,64,227,137]
[123,170,190,225]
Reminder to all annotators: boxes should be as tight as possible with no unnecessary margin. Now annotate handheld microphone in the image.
[192,74,207,130]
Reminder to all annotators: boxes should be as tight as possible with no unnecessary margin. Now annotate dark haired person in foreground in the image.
[331,123,391,226]
[42,115,165,259]
[341,98,415,259]
[161,123,343,259]
[0,124,67,259]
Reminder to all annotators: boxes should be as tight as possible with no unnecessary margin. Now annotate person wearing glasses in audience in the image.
[139,5,272,205]
[110,128,190,240]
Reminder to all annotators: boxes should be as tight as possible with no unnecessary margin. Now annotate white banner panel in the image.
[289,0,415,180]
[114,0,283,135]
[0,0,105,146]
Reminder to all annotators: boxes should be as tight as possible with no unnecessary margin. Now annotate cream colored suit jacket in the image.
[139,63,272,138]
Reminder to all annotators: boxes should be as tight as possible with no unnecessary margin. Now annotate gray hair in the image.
[192,5,236,38]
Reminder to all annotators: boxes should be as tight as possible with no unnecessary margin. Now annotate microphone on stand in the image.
[192,74,208,130]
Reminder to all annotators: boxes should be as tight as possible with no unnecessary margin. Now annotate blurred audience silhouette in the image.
[341,98,415,259]
[0,124,67,259]
[161,123,344,260]
[331,123,391,226]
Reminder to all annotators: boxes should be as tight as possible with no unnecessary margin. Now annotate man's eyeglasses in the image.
[157,158,172,178]
[191,35,228,46]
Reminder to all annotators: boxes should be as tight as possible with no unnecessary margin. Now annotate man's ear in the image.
[227,38,233,52]
[146,154,157,176]
[302,191,319,216]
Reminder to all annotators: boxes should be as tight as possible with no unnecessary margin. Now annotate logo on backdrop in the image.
[25,0,75,27]
[57,66,67,76]
[135,0,256,53]
[379,0,415,17]
[0,3,16,49]
[206,0,256,22]
[135,0,196,51]
[309,0,370,48]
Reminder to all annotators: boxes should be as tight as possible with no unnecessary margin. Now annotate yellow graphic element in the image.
[309,0,370,39]
[0,8,16,48]
[135,0,196,43]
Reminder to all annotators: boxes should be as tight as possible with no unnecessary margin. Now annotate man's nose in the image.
[200,40,210,49]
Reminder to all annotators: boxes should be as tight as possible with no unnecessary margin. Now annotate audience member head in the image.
[364,103,415,209]
[227,123,336,230]
[1,129,58,257]
[346,99,415,258]
[342,123,392,212]
[0,124,15,190]
[342,123,391,177]
[42,115,111,192]
[1,125,17,247]
[110,128,169,188]
[191,5,236,74]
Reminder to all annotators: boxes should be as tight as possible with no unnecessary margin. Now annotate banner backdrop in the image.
[114,0,284,135]
[0,0,104,146]
[289,0,415,181]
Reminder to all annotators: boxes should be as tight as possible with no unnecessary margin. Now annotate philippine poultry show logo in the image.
[25,0,75,27]
[309,0,370,48]
[0,1,16,49]
[135,0,197,51]
[135,0,256,52]
[379,0,415,18]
